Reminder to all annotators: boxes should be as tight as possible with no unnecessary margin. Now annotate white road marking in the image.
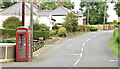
[83,43,86,47]
[86,39,90,42]
[79,53,83,58]
[68,54,80,56]
[73,59,80,66]
[110,60,118,62]
[81,48,84,52]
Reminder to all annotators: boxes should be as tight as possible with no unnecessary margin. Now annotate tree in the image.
[79,2,109,25]
[3,17,21,29]
[39,1,74,10]
[0,0,3,8]
[114,2,120,16]
[2,2,17,8]
[39,2,58,10]
[63,12,78,32]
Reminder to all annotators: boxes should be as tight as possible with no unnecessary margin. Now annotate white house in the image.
[0,1,86,30]
[0,2,55,30]
[52,2,86,25]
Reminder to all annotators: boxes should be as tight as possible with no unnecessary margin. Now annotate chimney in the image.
[59,0,63,6]
[33,0,37,7]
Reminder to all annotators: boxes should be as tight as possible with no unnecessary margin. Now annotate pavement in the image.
[2,30,118,67]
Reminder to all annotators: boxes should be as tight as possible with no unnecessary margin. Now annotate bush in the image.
[3,38,16,43]
[0,29,16,37]
[110,28,120,57]
[56,23,62,25]
[52,25,59,30]
[3,17,21,29]
[63,12,78,32]
[0,29,50,40]
[89,26,98,31]
[33,23,50,31]
[58,27,67,37]
[77,25,88,32]
[33,31,50,40]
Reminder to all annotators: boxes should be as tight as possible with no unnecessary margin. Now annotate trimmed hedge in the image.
[0,29,50,40]
[110,28,120,57]
[89,26,98,31]
[33,31,50,40]
[0,29,16,37]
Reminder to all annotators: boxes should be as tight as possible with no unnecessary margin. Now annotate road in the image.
[2,30,118,67]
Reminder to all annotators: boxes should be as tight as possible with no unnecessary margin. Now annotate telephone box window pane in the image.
[17,34,26,58]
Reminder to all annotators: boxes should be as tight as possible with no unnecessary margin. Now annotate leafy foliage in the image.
[77,25,88,32]
[79,2,109,25]
[2,2,17,8]
[33,23,50,31]
[0,0,3,8]
[114,2,120,16]
[39,1,74,10]
[110,28,120,57]
[63,12,78,32]
[0,29,50,40]
[52,25,59,30]
[113,20,118,24]
[58,27,67,37]
[89,26,98,31]
[33,31,50,40]
[3,17,21,29]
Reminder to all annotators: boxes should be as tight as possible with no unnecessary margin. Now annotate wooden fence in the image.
[88,24,116,30]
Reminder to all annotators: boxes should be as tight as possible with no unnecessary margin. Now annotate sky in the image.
[71,0,118,22]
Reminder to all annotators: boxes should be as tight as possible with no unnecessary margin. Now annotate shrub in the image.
[33,31,50,40]
[110,28,120,57]
[52,25,59,30]
[2,38,16,43]
[3,17,21,29]
[50,30,56,36]
[56,23,62,25]
[0,29,50,40]
[77,25,89,32]
[33,23,50,31]
[0,29,16,37]
[58,27,67,37]
[63,12,78,32]
[89,26,98,31]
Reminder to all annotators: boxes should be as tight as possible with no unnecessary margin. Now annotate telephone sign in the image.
[16,27,32,62]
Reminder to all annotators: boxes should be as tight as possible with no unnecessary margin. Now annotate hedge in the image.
[33,31,50,40]
[0,29,50,40]
[89,26,98,31]
[0,29,16,37]
[110,28,120,57]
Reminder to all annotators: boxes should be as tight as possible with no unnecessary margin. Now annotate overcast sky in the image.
[71,0,118,22]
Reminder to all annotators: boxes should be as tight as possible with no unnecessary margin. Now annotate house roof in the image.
[0,2,83,17]
[75,13,83,17]
[0,2,38,15]
[37,10,52,16]
[52,6,71,16]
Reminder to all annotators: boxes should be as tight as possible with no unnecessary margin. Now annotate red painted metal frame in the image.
[16,27,32,62]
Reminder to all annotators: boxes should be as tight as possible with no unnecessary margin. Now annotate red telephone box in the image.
[16,26,32,62]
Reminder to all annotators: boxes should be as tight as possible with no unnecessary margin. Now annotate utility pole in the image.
[103,2,106,30]
[30,0,33,57]
[87,3,89,31]
[30,0,33,29]
[87,4,89,25]
[22,0,25,26]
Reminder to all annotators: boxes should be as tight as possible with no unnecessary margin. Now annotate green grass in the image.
[110,28,120,57]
